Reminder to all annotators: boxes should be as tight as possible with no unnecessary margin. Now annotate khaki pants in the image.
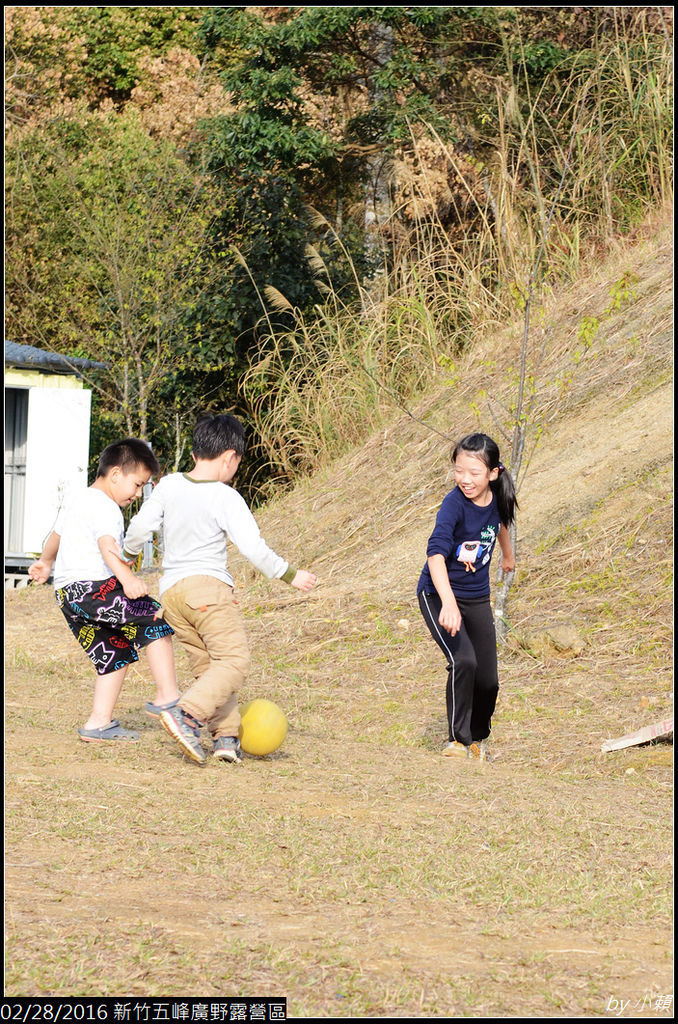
[161,576,251,739]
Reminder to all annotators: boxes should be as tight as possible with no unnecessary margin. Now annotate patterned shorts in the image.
[56,576,174,675]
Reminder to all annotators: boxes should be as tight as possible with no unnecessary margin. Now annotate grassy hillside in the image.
[4,209,672,1015]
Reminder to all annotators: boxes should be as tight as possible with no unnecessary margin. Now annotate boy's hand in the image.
[291,569,317,592]
[122,576,149,600]
[28,559,52,585]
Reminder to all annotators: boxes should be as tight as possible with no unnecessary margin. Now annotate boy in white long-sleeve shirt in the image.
[123,413,317,765]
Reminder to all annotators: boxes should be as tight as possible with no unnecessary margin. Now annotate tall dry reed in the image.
[241,18,672,491]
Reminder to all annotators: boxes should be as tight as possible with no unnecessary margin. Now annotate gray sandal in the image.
[78,719,139,742]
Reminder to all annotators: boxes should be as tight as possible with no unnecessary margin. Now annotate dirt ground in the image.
[4,219,673,1016]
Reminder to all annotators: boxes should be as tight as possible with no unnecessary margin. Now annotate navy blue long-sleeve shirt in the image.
[417,487,501,598]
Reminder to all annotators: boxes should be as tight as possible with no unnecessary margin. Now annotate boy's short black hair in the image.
[192,413,246,459]
[97,438,160,478]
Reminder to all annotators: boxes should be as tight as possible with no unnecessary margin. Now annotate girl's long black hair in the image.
[452,433,518,527]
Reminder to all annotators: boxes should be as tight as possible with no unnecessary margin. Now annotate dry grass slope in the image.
[4,211,672,1016]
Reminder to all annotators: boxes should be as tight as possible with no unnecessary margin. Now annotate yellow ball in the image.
[238,698,288,756]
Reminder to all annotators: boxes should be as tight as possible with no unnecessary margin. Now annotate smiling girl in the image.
[417,433,517,760]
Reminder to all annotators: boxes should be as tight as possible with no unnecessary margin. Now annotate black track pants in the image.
[418,590,499,746]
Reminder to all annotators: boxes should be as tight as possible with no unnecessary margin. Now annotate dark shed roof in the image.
[5,341,108,376]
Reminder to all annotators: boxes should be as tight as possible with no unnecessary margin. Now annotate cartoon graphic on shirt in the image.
[456,524,498,573]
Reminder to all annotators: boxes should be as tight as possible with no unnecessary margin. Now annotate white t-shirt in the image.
[53,487,123,589]
[123,473,289,596]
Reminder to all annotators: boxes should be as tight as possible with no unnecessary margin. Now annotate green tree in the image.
[194,6,592,330]
[5,110,224,469]
[5,6,208,122]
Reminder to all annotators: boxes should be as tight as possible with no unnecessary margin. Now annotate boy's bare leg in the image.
[144,635,180,705]
[84,666,129,730]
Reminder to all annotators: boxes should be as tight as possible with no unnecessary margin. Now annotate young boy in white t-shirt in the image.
[123,413,317,765]
[28,439,180,742]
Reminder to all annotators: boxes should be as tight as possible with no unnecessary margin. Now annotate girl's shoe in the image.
[213,736,243,764]
[442,740,470,759]
[468,740,493,762]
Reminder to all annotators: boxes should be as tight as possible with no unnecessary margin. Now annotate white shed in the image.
[4,341,106,584]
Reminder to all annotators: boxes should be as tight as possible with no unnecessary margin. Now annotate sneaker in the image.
[144,697,180,720]
[442,740,471,759]
[213,736,243,764]
[160,706,206,764]
[468,740,493,762]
